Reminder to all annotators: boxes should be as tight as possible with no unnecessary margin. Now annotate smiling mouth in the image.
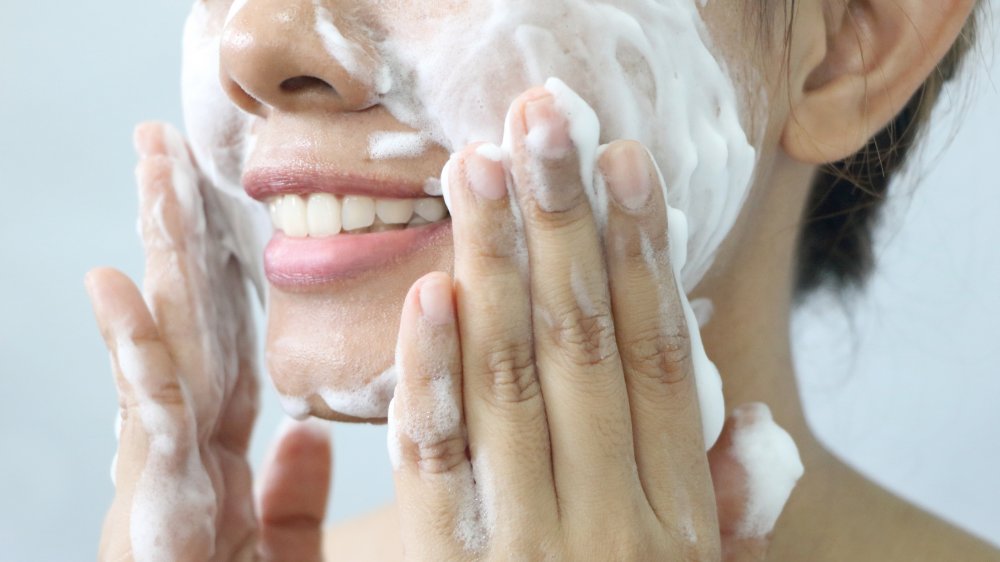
[267,192,449,237]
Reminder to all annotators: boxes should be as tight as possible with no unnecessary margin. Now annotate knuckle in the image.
[467,236,519,266]
[682,540,721,562]
[414,435,469,475]
[147,379,188,409]
[480,342,541,406]
[547,307,619,368]
[624,326,692,386]
[524,199,591,232]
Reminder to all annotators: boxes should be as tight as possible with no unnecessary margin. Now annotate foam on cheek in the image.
[370,0,758,293]
[314,1,365,81]
[314,1,393,97]
[729,404,804,538]
[181,2,269,302]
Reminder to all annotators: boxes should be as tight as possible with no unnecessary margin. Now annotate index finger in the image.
[134,122,222,432]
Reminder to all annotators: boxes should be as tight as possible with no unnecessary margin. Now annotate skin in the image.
[86,0,1000,560]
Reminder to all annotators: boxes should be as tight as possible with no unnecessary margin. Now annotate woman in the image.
[86,0,998,559]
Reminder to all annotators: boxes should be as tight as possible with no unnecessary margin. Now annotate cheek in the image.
[377,0,761,291]
[181,1,253,192]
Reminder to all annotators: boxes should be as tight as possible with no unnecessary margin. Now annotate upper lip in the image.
[243,165,433,202]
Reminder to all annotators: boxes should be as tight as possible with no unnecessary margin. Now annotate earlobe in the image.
[781,0,976,165]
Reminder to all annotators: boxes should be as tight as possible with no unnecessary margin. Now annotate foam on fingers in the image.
[388,276,493,555]
[102,309,216,561]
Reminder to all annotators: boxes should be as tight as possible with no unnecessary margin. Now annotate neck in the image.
[694,151,829,465]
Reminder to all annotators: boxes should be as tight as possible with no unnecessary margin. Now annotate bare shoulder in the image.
[324,504,404,562]
[768,451,1000,561]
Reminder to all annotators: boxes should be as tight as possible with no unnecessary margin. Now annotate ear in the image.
[782,0,976,164]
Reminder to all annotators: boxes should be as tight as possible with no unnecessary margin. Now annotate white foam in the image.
[367,131,431,160]
[451,468,489,554]
[690,298,715,328]
[317,365,398,419]
[475,143,504,162]
[276,392,310,420]
[729,404,804,538]
[313,0,368,85]
[182,2,270,304]
[439,153,458,217]
[115,338,217,562]
[422,177,443,197]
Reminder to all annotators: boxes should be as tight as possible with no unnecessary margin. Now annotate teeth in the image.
[414,197,447,222]
[342,196,376,231]
[375,199,415,224]
[269,198,283,230]
[281,194,308,238]
[307,193,341,237]
[267,193,447,238]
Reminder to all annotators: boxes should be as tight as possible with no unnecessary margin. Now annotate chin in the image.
[264,290,400,422]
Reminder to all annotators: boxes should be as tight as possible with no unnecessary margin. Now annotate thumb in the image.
[708,403,804,561]
[256,417,334,562]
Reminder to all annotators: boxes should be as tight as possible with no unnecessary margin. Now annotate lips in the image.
[244,166,451,287]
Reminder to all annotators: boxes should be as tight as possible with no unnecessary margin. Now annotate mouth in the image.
[244,167,451,287]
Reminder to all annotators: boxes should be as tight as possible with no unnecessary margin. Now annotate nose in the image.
[220,0,378,117]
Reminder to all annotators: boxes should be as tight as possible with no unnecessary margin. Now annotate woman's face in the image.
[180,0,788,422]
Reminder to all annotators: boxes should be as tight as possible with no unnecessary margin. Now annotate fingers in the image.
[389,274,484,559]
[86,267,215,561]
[504,88,638,509]
[257,418,333,562]
[709,404,804,561]
[447,144,557,533]
[599,141,717,528]
[134,122,222,437]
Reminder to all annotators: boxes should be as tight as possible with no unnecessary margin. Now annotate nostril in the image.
[280,76,337,95]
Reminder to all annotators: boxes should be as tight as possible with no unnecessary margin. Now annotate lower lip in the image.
[264,220,452,288]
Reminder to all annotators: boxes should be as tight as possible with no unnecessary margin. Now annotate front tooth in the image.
[342,196,376,231]
[375,198,415,224]
[307,193,342,237]
[281,194,308,237]
[414,197,447,222]
[269,198,282,230]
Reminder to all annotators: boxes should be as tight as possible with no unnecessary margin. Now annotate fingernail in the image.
[523,94,572,159]
[465,147,507,201]
[519,93,580,213]
[419,275,454,326]
[133,123,158,159]
[602,142,653,212]
[161,124,189,162]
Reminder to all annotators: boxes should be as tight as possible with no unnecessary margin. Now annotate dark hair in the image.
[791,2,983,297]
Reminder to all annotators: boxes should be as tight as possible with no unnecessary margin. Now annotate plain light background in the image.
[0,1,996,560]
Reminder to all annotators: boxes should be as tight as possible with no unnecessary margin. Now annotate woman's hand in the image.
[389,88,801,561]
[87,123,332,561]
